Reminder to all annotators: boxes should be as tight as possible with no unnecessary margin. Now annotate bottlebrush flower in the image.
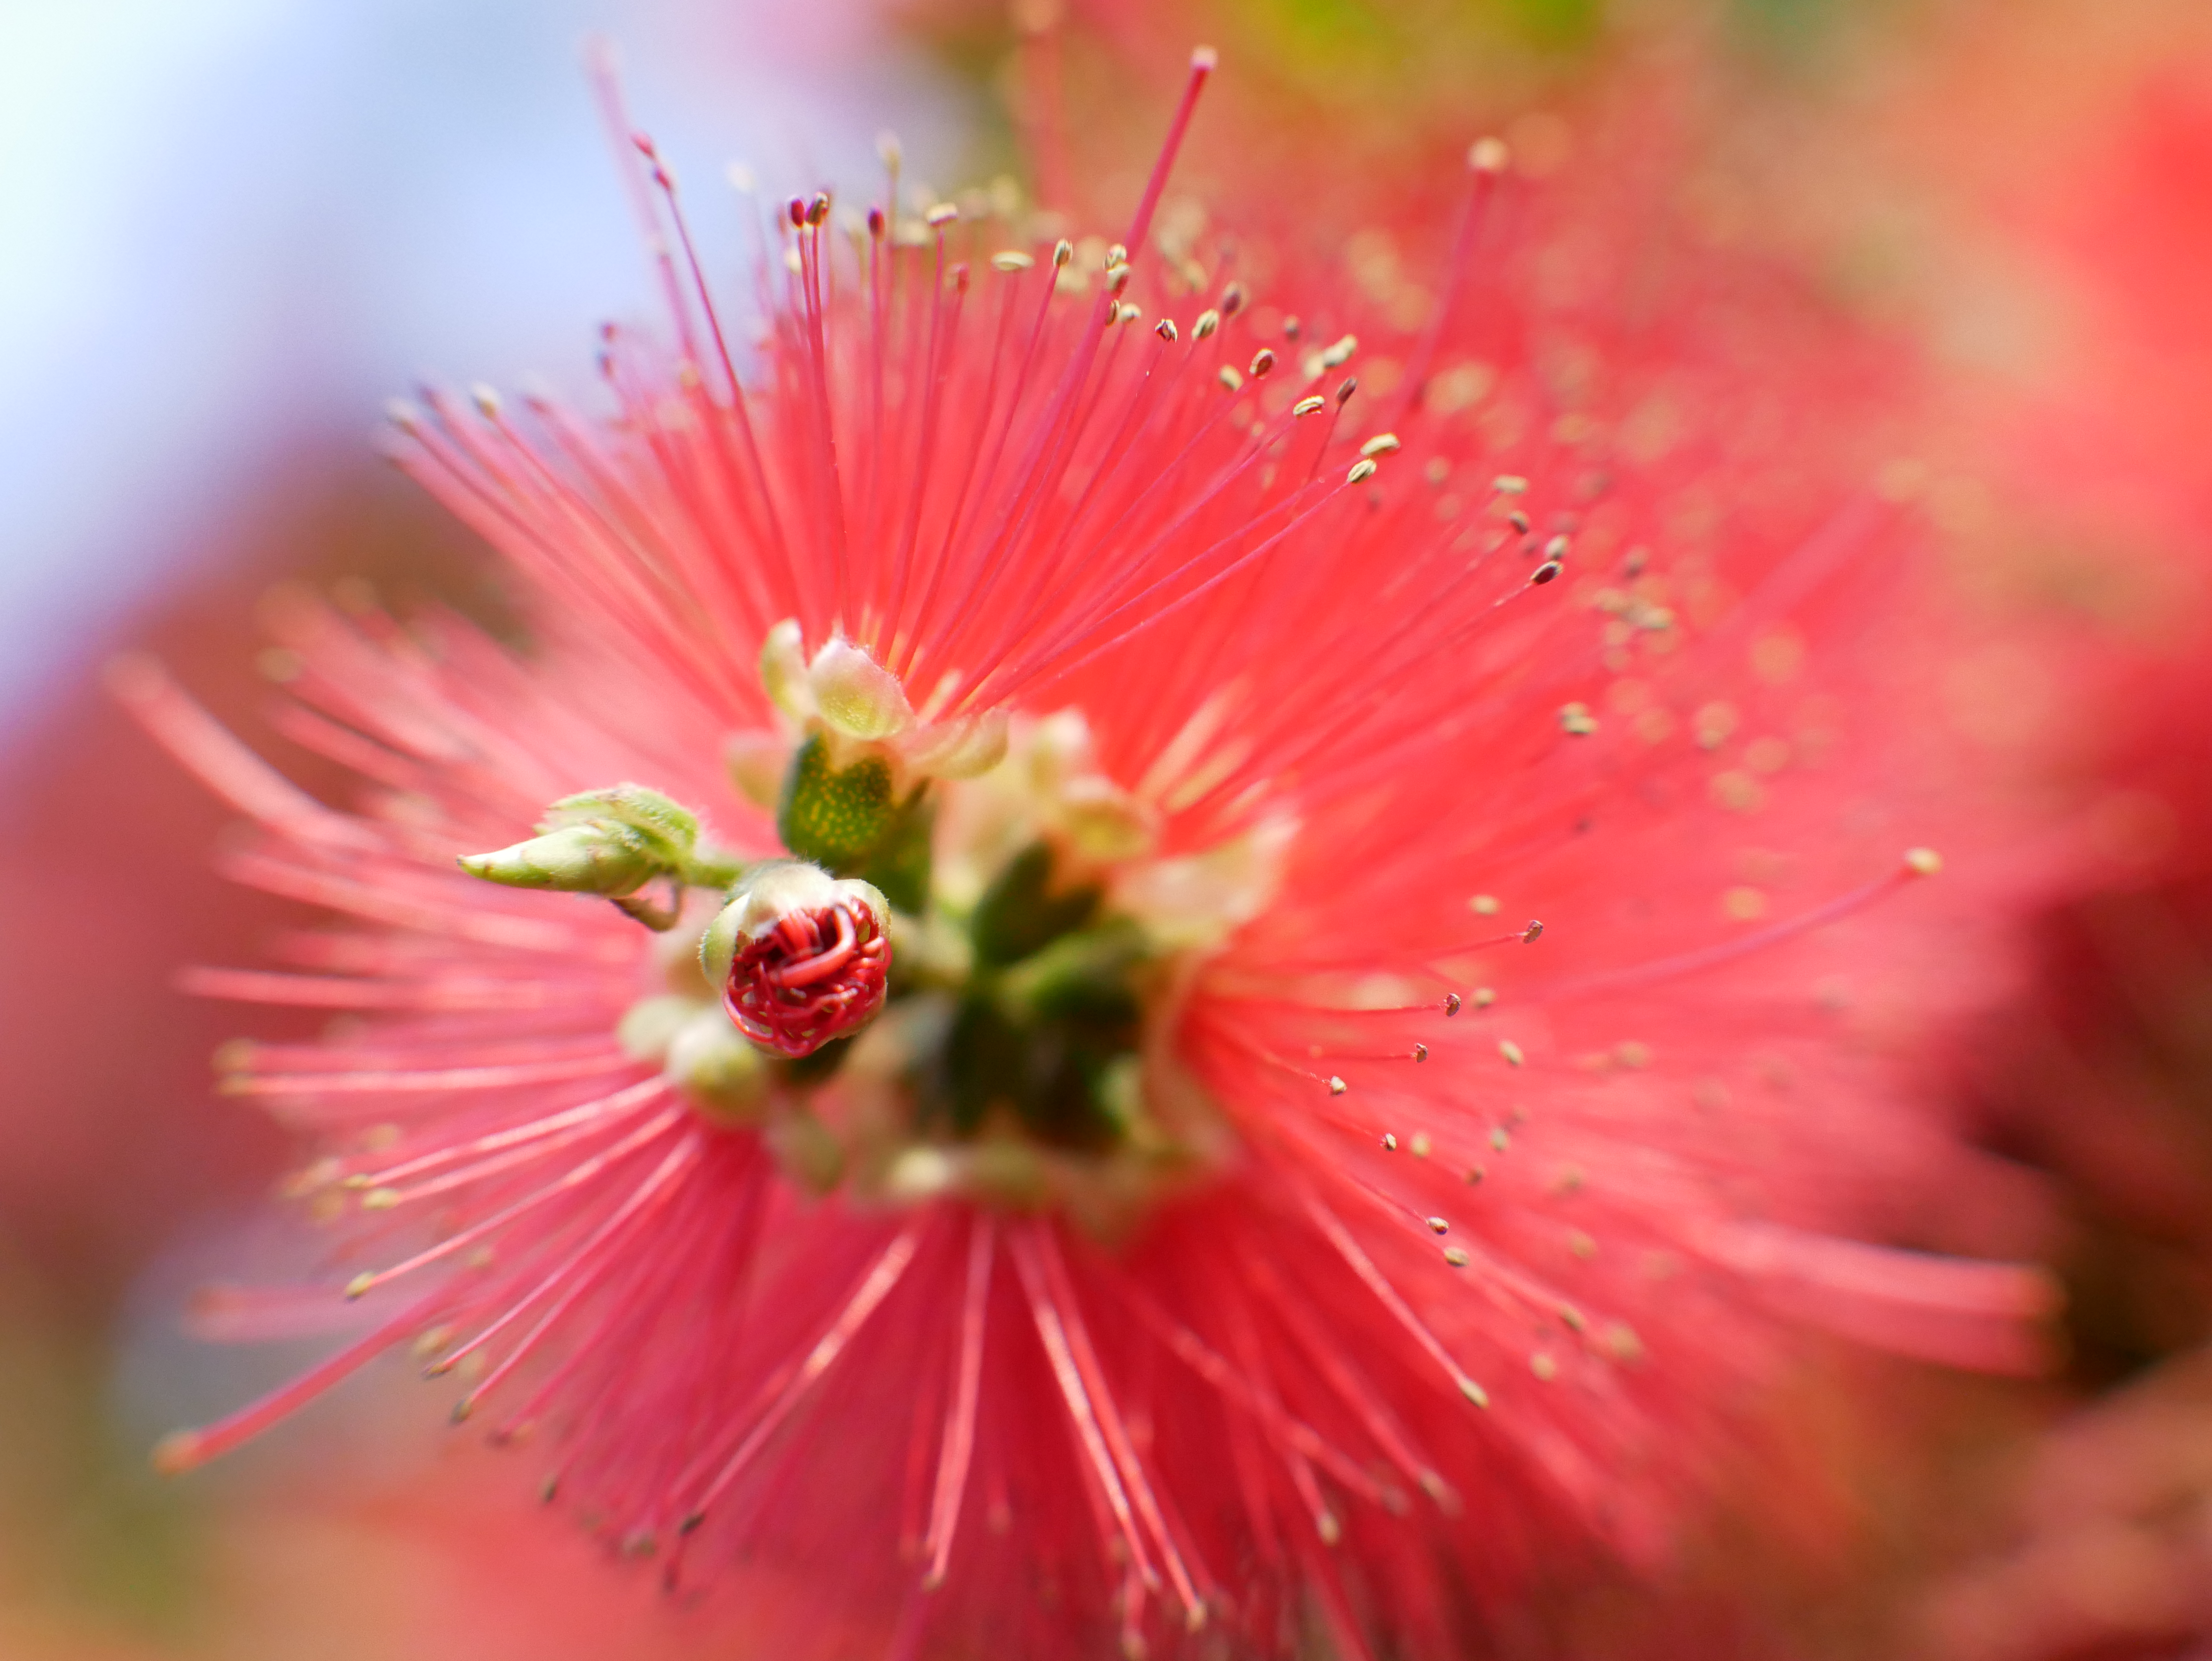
[125,48,2051,1660]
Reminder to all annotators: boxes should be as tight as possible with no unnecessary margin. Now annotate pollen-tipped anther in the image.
[1469,136,1510,174]
[701,861,891,1059]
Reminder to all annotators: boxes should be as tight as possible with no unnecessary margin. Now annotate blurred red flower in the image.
[127,44,2051,1660]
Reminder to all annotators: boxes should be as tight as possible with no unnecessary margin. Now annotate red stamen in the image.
[723,899,890,1057]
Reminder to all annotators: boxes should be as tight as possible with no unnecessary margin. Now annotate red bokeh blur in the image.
[8,0,2212,1655]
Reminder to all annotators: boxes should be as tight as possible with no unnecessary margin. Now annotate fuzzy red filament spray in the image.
[117,43,2056,1661]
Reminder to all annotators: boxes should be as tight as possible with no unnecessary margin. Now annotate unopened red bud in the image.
[701,862,892,1059]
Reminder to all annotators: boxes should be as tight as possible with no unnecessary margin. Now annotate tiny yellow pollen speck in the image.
[1603,1322,1646,1362]
[1722,885,1767,922]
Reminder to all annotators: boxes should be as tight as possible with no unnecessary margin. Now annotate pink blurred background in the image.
[6,0,2212,1655]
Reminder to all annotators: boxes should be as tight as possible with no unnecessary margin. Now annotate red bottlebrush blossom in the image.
[128,50,2051,1660]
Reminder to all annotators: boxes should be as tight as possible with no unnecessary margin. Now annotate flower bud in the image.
[1057,776,1160,860]
[759,619,815,724]
[901,709,1010,780]
[457,785,732,920]
[460,822,659,896]
[807,637,913,740]
[758,621,916,743]
[701,861,892,1058]
[664,1009,771,1121]
[619,994,771,1122]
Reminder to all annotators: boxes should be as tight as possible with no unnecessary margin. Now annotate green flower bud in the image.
[664,1010,770,1122]
[766,1105,845,1194]
[458,784,737,927]
[1056,776,1159,860]
[807,637,913,740]
[616,993,699,1062]
[759,619,815,724]
[541,783,700,859]
[901,709,1009,780]
[459,821,659,896]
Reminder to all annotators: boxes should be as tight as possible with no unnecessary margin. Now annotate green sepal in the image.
[970,843,1102,968]
[861,790,935,916]
[777,735,896,872]
[997,920,1148,1024]
[936,990,1134,1152]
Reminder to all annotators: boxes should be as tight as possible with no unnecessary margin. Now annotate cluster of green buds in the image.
[751,621,1005,912]
[455,628,1004,1079]
[451,628,1267,1206]
[457,783,742,931]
